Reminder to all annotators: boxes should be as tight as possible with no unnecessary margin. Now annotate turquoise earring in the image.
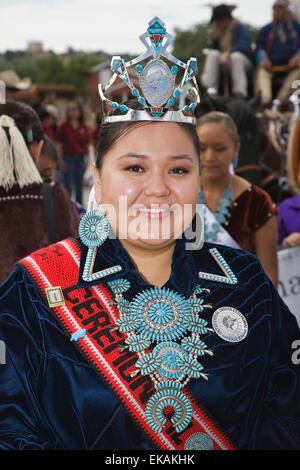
[79,210,122,282]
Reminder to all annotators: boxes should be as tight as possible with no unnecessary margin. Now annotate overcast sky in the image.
[0,0,277,55]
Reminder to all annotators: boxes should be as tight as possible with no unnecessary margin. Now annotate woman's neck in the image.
[200,173,231,193]
[70,119,79,129]
[121,240,175,288]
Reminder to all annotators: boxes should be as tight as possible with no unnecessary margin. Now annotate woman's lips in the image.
[130,205,174,219]
[202,165,219,169]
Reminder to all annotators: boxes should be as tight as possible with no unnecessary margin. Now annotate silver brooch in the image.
[212,306,248,343]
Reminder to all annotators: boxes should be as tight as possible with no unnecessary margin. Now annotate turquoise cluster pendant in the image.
[107,279,213,434]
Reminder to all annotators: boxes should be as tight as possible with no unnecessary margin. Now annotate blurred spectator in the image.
[0,70,31,100]
[40,105,58,142]
[37,135,58,182]
[0,101,79,285]
[255,0,300,103]
[90,111,102,149]
[196,111,278,286]
[57,101,89,205]
[38,135,86,219]
[290,0,300,22]
[201,4,252,98]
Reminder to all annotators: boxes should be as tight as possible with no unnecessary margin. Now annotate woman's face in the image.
[67,102,80,120]
[93,122,200,250]
[196,122,239,181]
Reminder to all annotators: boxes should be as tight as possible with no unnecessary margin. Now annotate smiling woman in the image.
[197,111,279,287]
[0,17,299,452]
[92,119,201,288]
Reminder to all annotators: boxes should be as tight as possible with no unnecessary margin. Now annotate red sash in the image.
[19,239,236,451]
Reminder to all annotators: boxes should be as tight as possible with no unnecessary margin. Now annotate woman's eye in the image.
[170,167,189,174]
[216,147,226,152]
[124,165,144,173]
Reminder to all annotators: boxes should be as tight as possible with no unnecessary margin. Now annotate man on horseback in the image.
[255,0,300,104]
[201,4,252,99]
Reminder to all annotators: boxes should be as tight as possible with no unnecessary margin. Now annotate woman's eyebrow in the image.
[169,155,194,162]
[118,153,148,160]
[118,153,194,162]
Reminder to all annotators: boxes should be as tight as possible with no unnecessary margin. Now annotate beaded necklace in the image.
[198,178,233,243]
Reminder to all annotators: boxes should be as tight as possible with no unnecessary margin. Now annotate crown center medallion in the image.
[140,59,175,107]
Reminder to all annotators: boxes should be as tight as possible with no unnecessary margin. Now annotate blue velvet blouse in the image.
[0,236,299,450]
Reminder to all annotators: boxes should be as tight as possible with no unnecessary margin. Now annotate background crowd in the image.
[202,0,300,104]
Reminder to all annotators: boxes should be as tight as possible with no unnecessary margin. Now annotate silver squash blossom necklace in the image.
[107,248,237,434]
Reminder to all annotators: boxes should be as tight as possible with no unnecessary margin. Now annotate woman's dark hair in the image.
[0,100,44,145]
[96,100,200,170]
[40,135,58,164]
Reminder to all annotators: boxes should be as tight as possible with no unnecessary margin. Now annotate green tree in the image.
[14,60,40,83]
[65,55,100,95]
[172,23,210,75]
[35,55,68,84]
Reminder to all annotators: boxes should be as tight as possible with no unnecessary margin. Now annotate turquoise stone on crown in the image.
[147,17,166,56]
[131,88,139,97]
[111,57,131,85]
[147,108,168,118]
[138,97,146,105]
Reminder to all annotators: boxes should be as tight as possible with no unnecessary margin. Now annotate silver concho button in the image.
[212,307,248,343]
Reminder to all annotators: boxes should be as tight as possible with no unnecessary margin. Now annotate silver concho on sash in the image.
[212,306,248,343]
[139,59,175,107]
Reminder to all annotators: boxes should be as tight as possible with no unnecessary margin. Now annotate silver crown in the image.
[98,17,200,125]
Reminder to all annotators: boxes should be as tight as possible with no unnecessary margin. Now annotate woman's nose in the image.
[144,171,170,197]
[202,148,215,161]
